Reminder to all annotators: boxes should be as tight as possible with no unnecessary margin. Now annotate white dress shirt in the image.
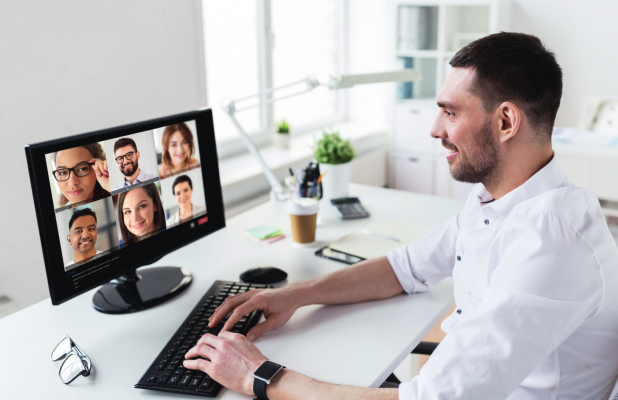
[387,157,618,399]
[113,169,158,190]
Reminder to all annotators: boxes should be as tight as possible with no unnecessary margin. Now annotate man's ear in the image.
[67,235,71,244]
[496,102,521,143]
[136,150,140,161]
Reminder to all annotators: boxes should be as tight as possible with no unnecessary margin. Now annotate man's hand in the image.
[183,331,267,396]
[90,158,110,193]
[209,285,303,341]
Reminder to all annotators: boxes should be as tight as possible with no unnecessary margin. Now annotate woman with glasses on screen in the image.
[166,175,206,227]
[158,123,200,179]
[117,183,166,246]
[52,143,111,208]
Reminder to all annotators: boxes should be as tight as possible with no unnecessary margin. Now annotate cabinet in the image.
[389,0,510,199]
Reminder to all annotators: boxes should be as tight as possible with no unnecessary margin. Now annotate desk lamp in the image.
[222,70,421,201]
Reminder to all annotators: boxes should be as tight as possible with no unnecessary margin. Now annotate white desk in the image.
[0,184,464,399]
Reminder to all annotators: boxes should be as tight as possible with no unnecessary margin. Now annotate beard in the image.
[120,159,139,177]
[444,119,501,185]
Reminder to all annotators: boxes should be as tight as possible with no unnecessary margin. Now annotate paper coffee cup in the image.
[288,198,318,244]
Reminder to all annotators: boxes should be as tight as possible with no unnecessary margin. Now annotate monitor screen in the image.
[26,109,225,306]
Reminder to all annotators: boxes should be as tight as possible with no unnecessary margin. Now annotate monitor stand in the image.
[92,266,192,314]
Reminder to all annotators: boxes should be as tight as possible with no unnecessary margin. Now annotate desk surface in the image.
[0,184,464,399]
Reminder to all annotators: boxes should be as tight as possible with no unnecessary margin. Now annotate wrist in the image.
[289,281,318,308]
[264,367,289,400]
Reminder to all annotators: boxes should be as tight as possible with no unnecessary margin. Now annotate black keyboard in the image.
[135,280,270,397]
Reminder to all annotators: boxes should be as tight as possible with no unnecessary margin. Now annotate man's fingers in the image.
[245,316,280,341]
[222,300,263,332]
[209,291,255,327]
[194,333,221,350]
[183,358,210,372]
[185,342,217,360]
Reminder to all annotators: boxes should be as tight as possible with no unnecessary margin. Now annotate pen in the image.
[360,229,400,242]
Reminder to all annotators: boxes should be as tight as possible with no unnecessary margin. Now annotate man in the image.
[183,33,618,399]
[112,137,157,190]
[65,208,103,268]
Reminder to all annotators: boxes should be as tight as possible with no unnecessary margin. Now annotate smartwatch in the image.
[253,360,286,400]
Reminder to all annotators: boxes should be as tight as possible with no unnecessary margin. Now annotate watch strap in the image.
[253,376,268,400]
[253,361,285,400]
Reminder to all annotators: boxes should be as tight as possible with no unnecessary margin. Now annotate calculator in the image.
[330,197,370,219]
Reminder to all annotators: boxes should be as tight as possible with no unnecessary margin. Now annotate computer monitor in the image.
[25,109,225,314]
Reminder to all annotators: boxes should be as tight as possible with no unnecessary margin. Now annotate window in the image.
[202,0,343,148]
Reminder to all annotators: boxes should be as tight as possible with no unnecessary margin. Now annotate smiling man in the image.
[112,137,158,190]
[182,33,618,400]
[65,208,103,269]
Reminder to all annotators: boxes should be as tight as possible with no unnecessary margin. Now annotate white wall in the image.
[510,0,618,127]
[0,1,206,313]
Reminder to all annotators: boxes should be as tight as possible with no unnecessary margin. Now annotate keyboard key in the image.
[147,375,158,383]
[189,378,202,389]
[198,378,214,392]
[157,375,169,385]
[155,364,166,371]
[178,374,192,387]
[168,375,180,386]
[173,368,184,375]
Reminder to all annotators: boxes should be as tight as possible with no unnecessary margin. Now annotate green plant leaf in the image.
[314,130,355,164]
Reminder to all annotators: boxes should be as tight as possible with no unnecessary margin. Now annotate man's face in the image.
[67,215,98,255]
[430,68,500,184]
[115,145,140,177]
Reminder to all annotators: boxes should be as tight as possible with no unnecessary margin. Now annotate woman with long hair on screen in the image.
[166,175,206,227]
[52,143,111,208]
[158,122,200,179]
[117,183,166,246]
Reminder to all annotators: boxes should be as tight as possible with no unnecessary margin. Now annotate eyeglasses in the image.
[115,151,135,164]
[52,163,94,182]
[51,335,92,384]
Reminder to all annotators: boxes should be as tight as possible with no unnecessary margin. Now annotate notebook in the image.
[329,220,431,260]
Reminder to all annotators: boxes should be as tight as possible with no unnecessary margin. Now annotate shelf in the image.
[396,56,438,100]
[397,5,439,51]
[443,5,490,52]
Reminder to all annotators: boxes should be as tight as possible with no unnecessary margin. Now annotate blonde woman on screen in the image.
[158,123,200,179]
[166,175,206,227]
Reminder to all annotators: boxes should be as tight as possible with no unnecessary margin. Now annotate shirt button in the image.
[456,255,461,261]
[456,309,462,315]
[484,219,489,225]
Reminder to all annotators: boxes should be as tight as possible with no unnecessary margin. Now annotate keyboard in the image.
[135,280,270,397]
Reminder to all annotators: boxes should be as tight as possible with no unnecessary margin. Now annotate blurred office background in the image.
[1,2,618,372]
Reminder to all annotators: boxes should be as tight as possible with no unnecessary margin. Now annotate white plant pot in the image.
[319,162,351,201]
[273,133,290,148]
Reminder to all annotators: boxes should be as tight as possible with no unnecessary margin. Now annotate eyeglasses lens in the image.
[59,353,85,384]
[51,336,71,361]
[74,164,91,177]
[116,152,134,164]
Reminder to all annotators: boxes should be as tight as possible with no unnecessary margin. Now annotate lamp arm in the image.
[225,111,287,202]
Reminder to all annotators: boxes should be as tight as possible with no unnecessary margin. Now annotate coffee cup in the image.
[288,198,319,244]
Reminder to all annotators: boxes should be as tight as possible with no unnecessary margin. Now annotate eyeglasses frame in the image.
[115,151,136,164]
[51,335,92,385]
[52,162,95,182]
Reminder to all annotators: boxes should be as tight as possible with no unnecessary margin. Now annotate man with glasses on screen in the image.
[65,208,102,269]
[112,137,157,190]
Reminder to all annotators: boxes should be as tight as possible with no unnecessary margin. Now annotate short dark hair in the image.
[450,32,563,143]
[68,208,97,230]
[172,175,193,195]
[114,137,137,154]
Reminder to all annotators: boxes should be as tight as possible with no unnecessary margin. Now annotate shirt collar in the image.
[124,169,144,186]
[476,155,571,218]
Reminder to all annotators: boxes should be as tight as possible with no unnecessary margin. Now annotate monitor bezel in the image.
[25,108,225,305]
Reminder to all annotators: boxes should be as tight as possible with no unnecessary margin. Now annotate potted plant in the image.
[273,119,290,148]
[314,130,355,200]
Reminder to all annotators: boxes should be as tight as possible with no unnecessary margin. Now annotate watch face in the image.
[254,361,283,381]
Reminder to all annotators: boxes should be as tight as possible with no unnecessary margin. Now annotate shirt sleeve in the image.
[386,213,461,294]
[398,212,603,400]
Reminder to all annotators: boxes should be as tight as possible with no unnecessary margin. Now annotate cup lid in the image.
[288,197,319,215]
